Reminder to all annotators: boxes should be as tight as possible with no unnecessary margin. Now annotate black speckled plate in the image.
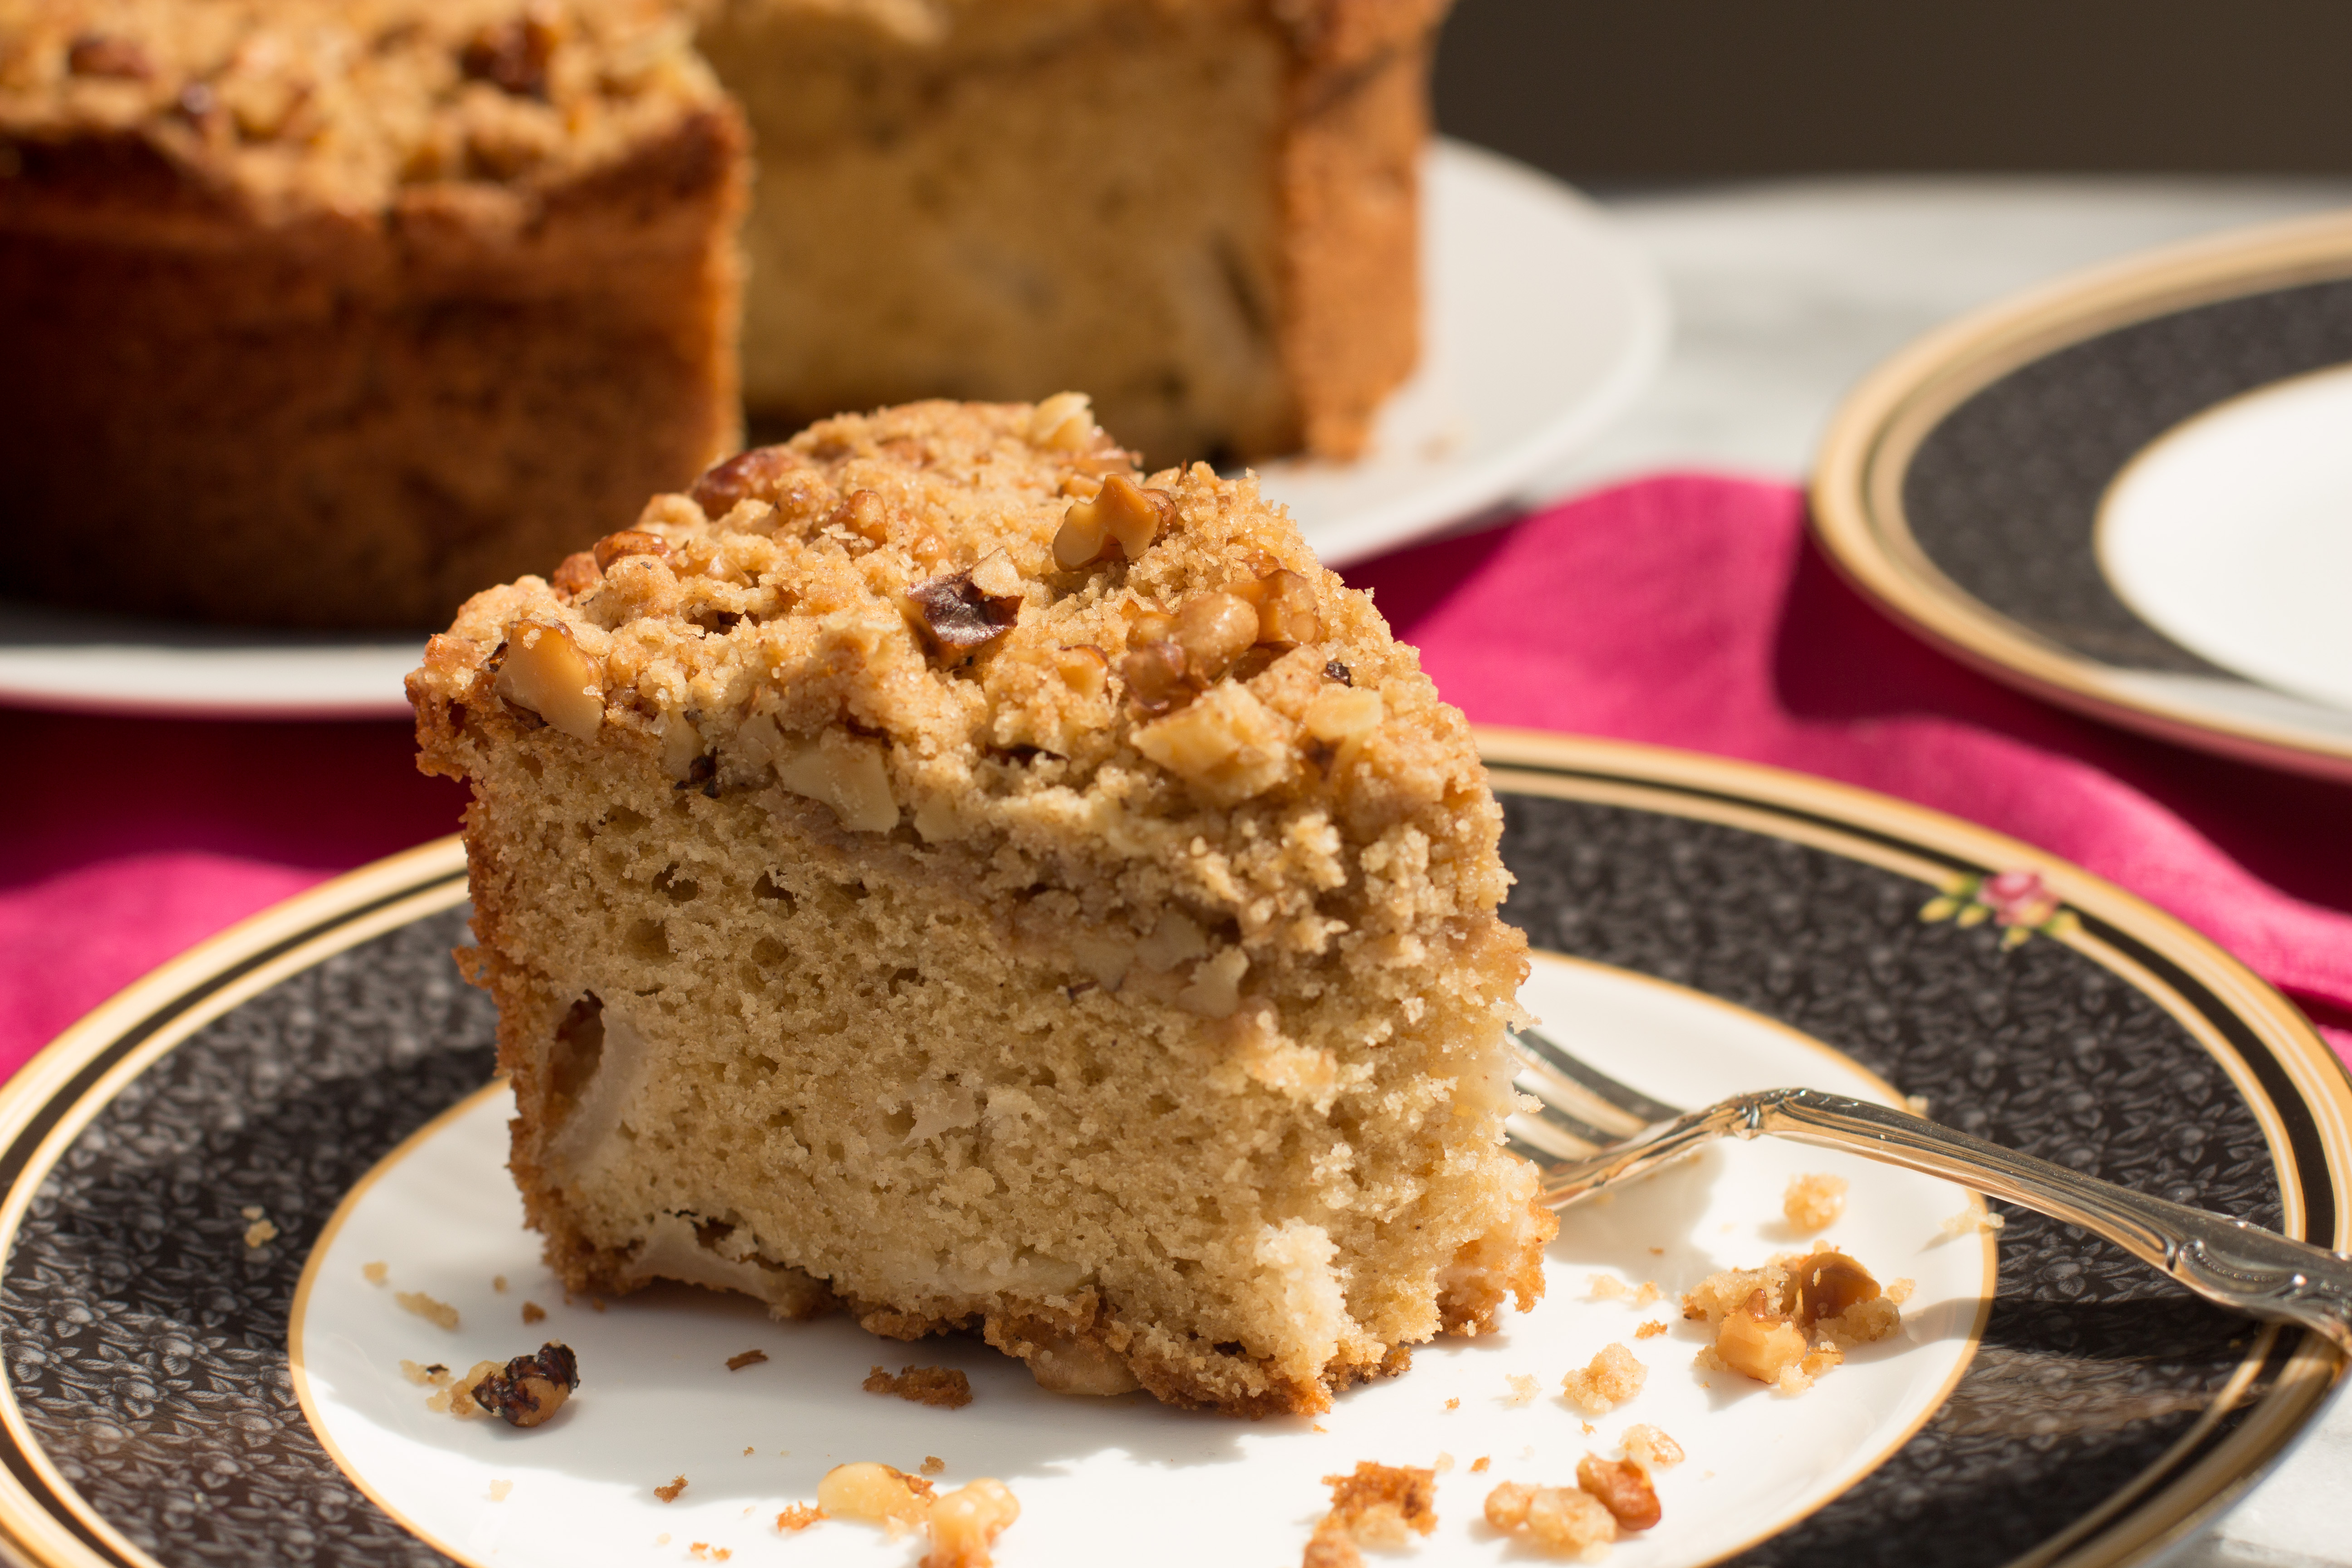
[1812,211,2352,782]
[0,733,2344,1568]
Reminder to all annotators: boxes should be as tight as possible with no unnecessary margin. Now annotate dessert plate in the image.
[1813,210,2352,782]
[0,141,1666,722]
[0,731,2341,1568]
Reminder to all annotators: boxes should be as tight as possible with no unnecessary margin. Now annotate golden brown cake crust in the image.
[413,397,1542,1417]
[0,0,745,627]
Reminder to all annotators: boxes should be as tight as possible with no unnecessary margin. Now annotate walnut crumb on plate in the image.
[1560,1345,1646,1414]
[726,1349,769,1371]
[864,1365,973,1408]
[656,1477,687,1503]
[522,1301,546,1324]
[1783,1173,1849,1231]
[1684,1244,1909,1394]
[395,1290,458,1330]
[1303,1462,1436,1568]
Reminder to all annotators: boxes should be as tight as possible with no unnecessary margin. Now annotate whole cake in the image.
[408,395,1549,1416]
[0,0,745,628]
[702,0,1448,466]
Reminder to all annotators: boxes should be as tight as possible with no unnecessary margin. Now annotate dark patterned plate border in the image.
[0,734,2342,1568]
[1812,211,2352,781]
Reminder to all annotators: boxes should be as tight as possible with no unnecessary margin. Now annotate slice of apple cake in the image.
[408,395,1549,1416]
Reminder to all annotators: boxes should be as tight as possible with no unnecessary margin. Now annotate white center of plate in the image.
[2098,364,2352,710]
[291,952,1991,1568]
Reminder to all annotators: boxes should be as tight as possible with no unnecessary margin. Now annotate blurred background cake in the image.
[0,0,747,628]
[0,0,1450,630]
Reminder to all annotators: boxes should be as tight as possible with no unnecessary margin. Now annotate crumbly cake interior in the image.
[410,396,1548,1416]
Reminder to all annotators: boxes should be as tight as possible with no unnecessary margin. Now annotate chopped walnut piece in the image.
[727,1349,769,1371]
[66,32,153,78]
[460,13,556,97]
[776,1504,824,1532]
[1054,473,1173,567]
[828,489,891,545]
[689,446,806,516]
[1232,568,1321,647]
[470,1343,579,1427]
[1560,1344,1646,1414]
[923,1478,1019,1568]
[864,1365,974,1408]
[1323,659,1353,686]
[592,529,672,572]
[1485,1481,1614,1560]
[395,1290,459,1330]
[1028,391,1096,451]
[908,566,1021,653]
[1119,639,1191,717]
[817,1462,933,1526]
[1783,1172,1849,1231]
[1712,1289,1810,1386]
[1173,591,1263,679]
[551,552,601,597]
[1132,681,1294,804]
[1688,1245,1903,1393]
[1576,1456,1660,1531]
[493,619,603,741]
[656,1477,689,1504]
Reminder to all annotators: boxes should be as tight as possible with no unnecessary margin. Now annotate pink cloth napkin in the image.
[4,472,2347,1081]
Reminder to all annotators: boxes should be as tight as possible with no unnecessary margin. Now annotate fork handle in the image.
[1554,1087,2352,1358]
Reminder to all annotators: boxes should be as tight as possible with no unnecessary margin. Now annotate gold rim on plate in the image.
[1811,209,2352,781]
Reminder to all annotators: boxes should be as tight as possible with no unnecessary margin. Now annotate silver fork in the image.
[1505,1024,2352,1357]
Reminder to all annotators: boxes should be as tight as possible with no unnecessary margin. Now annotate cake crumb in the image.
[488,1480,512,1502]
[864,1365,974,1408]
[240,1205,265,1221]
[921,1478,1020,1568]
[1783,1174,1848,1231]
[1470,1456,1491,1473]
[399,1360,451,1387]
[776,1505,823,1532]
[363,1261,389,1285]
[523,1301,547,1324]
[590,1297,605,1312]
[1940,1205,2005,1238]
[1560,1344,1646,1414]
[1484,1480,1615,1560]
[1434,1453,1454,1474]
[1587,1275,1628,1301]
[727,1349,769,1372]
[243,1219,279,1248]
[493,1275,508,1293]
[1581,1421,1595,1435]
[1634,1320,1667,1339]
[1887,1278,1916,1304]
[396,1290,459,1330]
[1623,1425,1685,1475]
[1504,1373,1541,1406]
[657,1535,671,1546]
[1632,1282,1660,1306]
[1304,1461,1436,1567]
[1445,1398,1460,1411]
[1647,1247,1664,1256]
[1313,1422,1329,1434]
[921,1456,946,1476]
[656,1477,688,1503]
[1683,1246,1904,1394]
[744,1447,755,1456]
[1905,1094,1931,1117]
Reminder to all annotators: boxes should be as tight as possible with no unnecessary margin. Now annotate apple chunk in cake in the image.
[409,395,1550,1416]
